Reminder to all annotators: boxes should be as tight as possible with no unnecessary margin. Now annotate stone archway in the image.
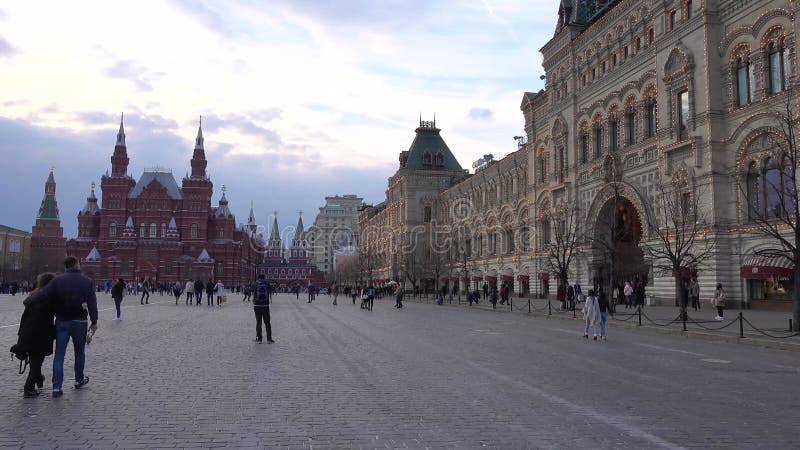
[591,195,648,294]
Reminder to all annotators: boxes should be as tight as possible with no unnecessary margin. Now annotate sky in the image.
[0,0,554,239]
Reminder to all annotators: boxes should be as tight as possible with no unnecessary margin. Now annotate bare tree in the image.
[543,203,581,302]
[643,181,716,320]
[739,85,800,331]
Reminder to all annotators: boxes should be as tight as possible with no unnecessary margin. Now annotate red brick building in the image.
[30,116,264,288]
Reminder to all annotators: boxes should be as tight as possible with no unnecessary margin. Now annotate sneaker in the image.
[74,376,90,389]
[112,317,120,321]
[255,338,262,343]
[24,389,40,398]
[267,339,275,344]
[52,389,63,398]
[714,315,723,321]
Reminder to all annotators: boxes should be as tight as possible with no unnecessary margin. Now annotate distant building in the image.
[29,116,264,287]
[256,212,326,290]
[307,195,362,275]
[0,224,32,283]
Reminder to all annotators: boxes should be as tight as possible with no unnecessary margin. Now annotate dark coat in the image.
[16,301,55,357]
[111,280,125,300]
[23,268,98,324]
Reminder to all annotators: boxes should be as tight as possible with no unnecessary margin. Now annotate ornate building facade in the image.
[527,0,798,309]
[30,117,264,287]
[359,1,799,310]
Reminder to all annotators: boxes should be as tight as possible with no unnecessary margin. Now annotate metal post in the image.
[510,297,513,311]
[682,313,687,332]
[739,312,744,338]
[638,306,642,326]
[790,318,793,332]
[548,300,552,316]
[573,306,576,318]
[528,299,531,313]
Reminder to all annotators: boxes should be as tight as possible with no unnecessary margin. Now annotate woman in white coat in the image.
[582,289,601,340]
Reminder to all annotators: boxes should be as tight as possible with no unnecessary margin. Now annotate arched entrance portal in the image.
[591,196,648,294]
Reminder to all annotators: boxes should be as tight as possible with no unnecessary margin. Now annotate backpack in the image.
[255,281,269,301]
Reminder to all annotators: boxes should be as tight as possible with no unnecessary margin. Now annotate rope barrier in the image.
[610,313,637,322]
[639,310,681,326]
[741,316,800,339]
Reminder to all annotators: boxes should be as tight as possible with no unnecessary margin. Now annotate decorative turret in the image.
[190,116,207,179]
[77,182,101,240]
[80,182,100,216]
[247,200,257,235]
[214,185,233,218]
[111,113,130,177]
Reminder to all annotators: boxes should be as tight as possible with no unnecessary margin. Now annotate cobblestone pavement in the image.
[1,292,798,449]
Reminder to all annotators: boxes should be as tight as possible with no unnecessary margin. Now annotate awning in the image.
[741,254,794,279]
[538,272,550,281]
[484,275,497,281]
[471,276,483,281]
[517,274,530,281]
[500,275,514,281]
[449,276,459,281]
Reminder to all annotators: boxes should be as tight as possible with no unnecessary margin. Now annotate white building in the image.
[307,195,363,275]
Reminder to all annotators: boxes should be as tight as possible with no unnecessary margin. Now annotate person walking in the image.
[194,279,204,305]
[242,285,251,302]
[490,286,498,309]
[184,280,194,305]
[499,283,507,305]
[623,281,633,309]
[111,278,125,320]
[214,280,225,306]
[206,280,215,306]
[690,278,700,311]
[252,274,274,344]
[394,284,404,308]
[332,285,338,306]
[14,272,56,398]
[140,278,150,305]
[582,289,600,340]
[173,281,182,305]
[597,289,609,341]
[712,283,726,320]
[23,257,98,398]
[482,282,489,300]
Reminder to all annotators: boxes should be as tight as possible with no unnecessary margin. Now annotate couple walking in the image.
[13,257,98,398]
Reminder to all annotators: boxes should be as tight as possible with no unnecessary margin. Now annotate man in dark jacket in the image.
[194,279,204,305]
[252,274,274,343]
[23,256,98,398]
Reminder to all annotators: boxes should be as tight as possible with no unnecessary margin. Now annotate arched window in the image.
[645,99,657,138]
[746,162,761,221]
[435,152,444,166]
[736,56,754,106]
[139,223,145,238]
[422,151,432,165]
[149,223,157,238]
[519,226,530,252]
[540,219,551,249]
[538,155,546,182]
[218,228,224,238]
[505,229,514,254]
[423,206,432,223]
[161,223,166,238]
[767,42,790,94]
[580,133,589,163]
[684,0,692,20]
[191,223,198,239]
[782,156,797,216]
[557,147,565,182]
[109,222,117,238]
[765,157,782,218]
[625,109,636,146]
[593,125,603,158]
[609,117,619,151]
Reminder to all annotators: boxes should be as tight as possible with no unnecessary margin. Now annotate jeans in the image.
[53,320,88,391]
[114,298,122,318]
[140,291,149,303]
[196,291,202,304]
[717,306,724,317]
[599,312,608,336]
[254,307,272,341]
[207,292,213,305]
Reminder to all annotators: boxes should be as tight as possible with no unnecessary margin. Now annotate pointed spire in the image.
[37,169,60,220]
[194,115,204,150]
[81,181,99,215]
[116,113,126,147]
[270,211,280,241]
[247,200,256,225]
[295,211,305,241]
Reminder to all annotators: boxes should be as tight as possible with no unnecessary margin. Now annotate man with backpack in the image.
[252,274,274,344]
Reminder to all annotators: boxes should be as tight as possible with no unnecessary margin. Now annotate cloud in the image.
[0,35,15,57]
[0,115,392,239]
[270,0,431,30]
[104,59,155,91]
[468,108,493,121]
